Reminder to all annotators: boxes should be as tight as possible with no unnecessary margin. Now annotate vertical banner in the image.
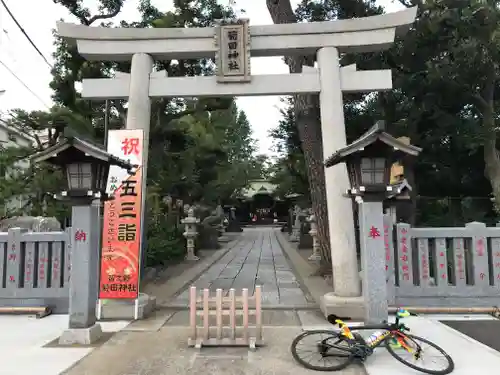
[99,129,144,299]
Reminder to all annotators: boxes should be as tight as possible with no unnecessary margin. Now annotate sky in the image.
[0,0,404,155]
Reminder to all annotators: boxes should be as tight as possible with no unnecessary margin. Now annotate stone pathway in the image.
[172,227,310,306]
[61,326,366,375]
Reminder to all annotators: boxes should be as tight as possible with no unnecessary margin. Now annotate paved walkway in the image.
[62,326,365,375]
[0,315,129,375]
[14,313,500,375]
[173,227,310,306]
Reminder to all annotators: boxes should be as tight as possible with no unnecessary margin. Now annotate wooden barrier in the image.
[188,285,263,350]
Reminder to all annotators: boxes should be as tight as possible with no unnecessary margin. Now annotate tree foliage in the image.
[0,141,67,220]
[269,99,310,201]
[376,0,499,224]
[0,0,265,266]
[271,0,499,227]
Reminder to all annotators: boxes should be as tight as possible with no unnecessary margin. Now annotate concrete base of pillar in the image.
[185,251,200,261]
[319,293,365,320]
[218,235,231,243]
[308,254,321,261]
[97,293,156,320]
[59,323,103,345]
[225,221,243,232]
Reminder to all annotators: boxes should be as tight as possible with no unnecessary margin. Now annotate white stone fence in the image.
[384,216,500,307]
[0,227,72,313]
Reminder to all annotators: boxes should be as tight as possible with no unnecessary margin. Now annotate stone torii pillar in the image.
[127,54,153,259]
[56,6,418,318]
[316,49,362,314]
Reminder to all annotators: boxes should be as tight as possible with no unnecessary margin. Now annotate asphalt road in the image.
[440,319,500,352]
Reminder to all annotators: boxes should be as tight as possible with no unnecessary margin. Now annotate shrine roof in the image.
[238,180,277,199]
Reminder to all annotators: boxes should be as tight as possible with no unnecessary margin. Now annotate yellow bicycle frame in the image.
[335,319,355,340]
[337,311,419,359]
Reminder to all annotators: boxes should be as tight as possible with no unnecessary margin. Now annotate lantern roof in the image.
[30,134,135,171]
[325,121,422,168]
[387,178,412,199]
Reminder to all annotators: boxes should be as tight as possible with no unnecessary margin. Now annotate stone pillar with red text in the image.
[383,214,396,305]
[358,200,388,324]
[59,202,102,345]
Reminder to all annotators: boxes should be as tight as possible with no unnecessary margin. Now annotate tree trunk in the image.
[477,71,500,214]
[482,109,500,213]
[266,0,331,272]
[295,95,332,273]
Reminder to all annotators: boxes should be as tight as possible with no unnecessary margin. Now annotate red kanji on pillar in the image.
[75,230,87,242]
[369,226,381,239]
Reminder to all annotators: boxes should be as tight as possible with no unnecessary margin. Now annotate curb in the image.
[145,236,243,302]
[171,238,243,299]
[275,230,332,304]
[275,230,316,303]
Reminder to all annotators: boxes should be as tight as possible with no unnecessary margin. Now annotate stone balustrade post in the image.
[182,208,200,261]
[358,199,388,324]
[307,214,321,261]
[226,206,243,232]
[59,201,102,345]
[289,205,301,242]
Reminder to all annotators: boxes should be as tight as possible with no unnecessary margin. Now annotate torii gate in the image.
[57,7,417,317]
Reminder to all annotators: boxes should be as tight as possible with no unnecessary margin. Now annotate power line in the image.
[0,0,53,69]
[0,59,50,109]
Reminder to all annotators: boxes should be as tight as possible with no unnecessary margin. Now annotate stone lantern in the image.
[226,206,243,232]
[182,207,200,261]
[325,121,421,324]
[326,121,421,200]
[31,135,135,202]
[31,134,136,345]
[289,205,302,242]
[163,195,173,208]
[307,214,321,262]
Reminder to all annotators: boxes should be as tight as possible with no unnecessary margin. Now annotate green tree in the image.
[270,0,499,234]
[0,140,66,220]
[374,0,497,224]
[266,0,383,271]
[269,99,309,200]
[6,107,95,148]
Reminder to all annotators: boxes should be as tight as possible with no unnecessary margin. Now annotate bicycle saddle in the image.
[327,314,352,325]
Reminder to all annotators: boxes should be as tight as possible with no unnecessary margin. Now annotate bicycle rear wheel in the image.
[385,333,454,375]
[290,330,355,371]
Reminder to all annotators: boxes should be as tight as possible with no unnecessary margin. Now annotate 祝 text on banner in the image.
[99,129,144,299]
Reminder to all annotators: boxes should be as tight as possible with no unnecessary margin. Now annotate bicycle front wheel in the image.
[290,330,355,371]
[386,334,454,375]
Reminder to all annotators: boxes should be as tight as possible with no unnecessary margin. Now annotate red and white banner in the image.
[99,129,144,299]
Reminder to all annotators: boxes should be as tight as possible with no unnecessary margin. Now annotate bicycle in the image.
[291,309,454,374]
